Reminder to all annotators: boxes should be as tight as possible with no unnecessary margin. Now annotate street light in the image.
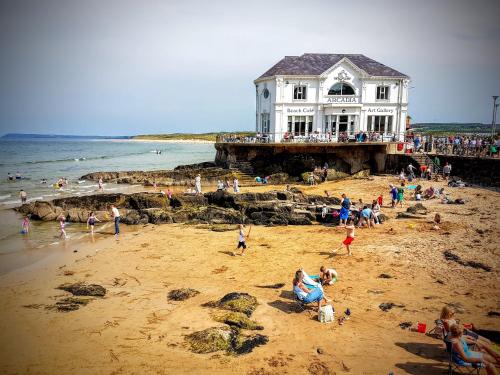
[492,96,499,137]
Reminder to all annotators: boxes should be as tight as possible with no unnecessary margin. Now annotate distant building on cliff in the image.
[254,54,410,142]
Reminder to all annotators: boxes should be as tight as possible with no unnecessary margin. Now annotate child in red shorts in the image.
[334,217,355,256]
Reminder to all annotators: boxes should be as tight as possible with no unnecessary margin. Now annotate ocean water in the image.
[0,139,215,274]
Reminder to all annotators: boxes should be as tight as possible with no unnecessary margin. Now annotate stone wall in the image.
[385,154,500,187]
[215,143,389,177]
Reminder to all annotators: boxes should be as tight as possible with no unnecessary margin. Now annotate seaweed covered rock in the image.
[233,333,269,355]
[168,288,200,301]
[212,311,263,330]
[185,327,235,354]
[57,282,106,297]
[218,292,258,317]
[406,203,428,215]
[53,297,91,312]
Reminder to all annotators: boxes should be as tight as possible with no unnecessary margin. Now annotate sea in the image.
[0,138,215,275]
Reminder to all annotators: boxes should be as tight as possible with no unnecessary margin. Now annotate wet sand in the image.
[0,176,498,375]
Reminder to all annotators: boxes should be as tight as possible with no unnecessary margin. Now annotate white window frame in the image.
[293,85,307,100]
[376,86,390,100]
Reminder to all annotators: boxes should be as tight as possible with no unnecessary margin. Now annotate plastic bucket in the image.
[417,323,426,333]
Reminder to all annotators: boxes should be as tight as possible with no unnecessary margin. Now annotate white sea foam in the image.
[0,194,11,201]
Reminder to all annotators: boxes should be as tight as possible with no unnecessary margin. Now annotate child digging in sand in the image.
[334,217,355,256]
[232,224,251,256]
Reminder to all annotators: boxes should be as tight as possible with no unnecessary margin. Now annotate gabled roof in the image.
[256,53,409,80]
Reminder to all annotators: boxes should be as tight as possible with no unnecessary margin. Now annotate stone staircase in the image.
[410,152,442,174]
[228,161,257,186]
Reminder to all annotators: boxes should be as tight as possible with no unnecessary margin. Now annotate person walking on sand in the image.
[58,215,67,239]
[233,177,239,193]
[19,189,27,204]
[98,178,104,192]
[111,205,120,236]
[86,211,100,235]
[390,184,398,208]
[334,217,355,256]
[397,183,405,208]
[194,174,202,195]
[339,193,351,226]
[443,162,452,179]
[232,224,251,256]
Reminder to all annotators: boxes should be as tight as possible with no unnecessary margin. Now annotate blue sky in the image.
[0,0,499,136]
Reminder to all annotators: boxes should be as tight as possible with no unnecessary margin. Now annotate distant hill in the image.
[1,133,132,140]
[133,132,255,142]
[411,123,494,134]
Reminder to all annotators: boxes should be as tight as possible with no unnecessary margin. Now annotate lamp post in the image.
[492,96,499,138]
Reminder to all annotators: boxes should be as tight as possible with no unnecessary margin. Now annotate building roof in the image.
[256,53,409,80]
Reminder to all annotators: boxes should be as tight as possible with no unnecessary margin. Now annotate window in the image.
[287,115,314,136]
[293,85,307,100]
[261,113,270,133]
[263,88,269,99]
[328,83,355,96]
[376,86,390,100]
[367,116,393,133]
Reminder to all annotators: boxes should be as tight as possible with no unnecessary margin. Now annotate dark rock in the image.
[399,321,413,329]
[443,250,492,272]
[379,302,405,312]
[53,297,91,312]
[168,288,200,301]
[218,292,258,317]
[317,347,325,354]
[487,311,500,317]
[120,210,149,225]
[213,311,263,330]
[378,274,393,279]
[256,283,285,289]
[57,282,106,297]
[396,212,424,219]
[233,333,269,355]
[185,327,235,354]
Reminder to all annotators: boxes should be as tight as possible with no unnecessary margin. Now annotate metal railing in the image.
[216,131,404,144]
[407,136,500,158]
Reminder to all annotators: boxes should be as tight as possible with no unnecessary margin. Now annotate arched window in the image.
[328,83,355,96]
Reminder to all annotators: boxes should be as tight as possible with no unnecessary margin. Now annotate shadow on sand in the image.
[394,341,447,375]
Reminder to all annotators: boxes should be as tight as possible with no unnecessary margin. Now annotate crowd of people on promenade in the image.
[407,133,499,157]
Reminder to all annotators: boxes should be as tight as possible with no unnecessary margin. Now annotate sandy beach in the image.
[0,176,498,375]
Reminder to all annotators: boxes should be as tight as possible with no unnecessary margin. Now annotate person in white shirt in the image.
[194,174,202,195]
[111,205,120,236]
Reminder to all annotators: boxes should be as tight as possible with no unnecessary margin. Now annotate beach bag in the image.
[318,304,334,323]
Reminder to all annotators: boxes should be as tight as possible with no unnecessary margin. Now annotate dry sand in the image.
[0,176,498,375]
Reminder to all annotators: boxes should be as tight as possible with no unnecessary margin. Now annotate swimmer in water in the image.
[8,173,14,181]
[15,172,22,180]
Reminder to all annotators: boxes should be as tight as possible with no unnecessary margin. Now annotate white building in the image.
[254,54,410,142]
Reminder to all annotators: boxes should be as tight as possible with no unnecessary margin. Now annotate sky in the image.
[0,0,499,136]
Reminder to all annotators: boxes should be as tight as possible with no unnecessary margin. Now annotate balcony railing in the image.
[216,131,404,144]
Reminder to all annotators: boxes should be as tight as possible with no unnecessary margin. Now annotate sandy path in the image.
[0,176,498,374]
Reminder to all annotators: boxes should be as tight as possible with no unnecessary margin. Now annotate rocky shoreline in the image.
[17,189,344,226]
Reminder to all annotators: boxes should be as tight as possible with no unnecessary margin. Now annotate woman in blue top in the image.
[450,324,499,375]
[339,193,350,226]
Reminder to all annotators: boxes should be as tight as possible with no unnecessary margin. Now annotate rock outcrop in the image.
[17,189,345,227]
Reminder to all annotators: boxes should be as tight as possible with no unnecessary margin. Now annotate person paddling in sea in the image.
[86,211,100,235]
[58,215,67,240]
[98,178,104,192]
[110,205,120,237]
[21,216,30,234]
[19,189,27,204]
[232,224,251,256]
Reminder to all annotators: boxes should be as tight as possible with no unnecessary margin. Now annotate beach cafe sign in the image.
[286,107,314,114]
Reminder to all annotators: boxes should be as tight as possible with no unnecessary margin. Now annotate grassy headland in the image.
[133,132,256,142]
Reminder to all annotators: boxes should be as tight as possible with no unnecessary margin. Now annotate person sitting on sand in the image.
[449,324,499,375]
[440,306,495,348]
[293,270,329,312]
[319,266,338,285]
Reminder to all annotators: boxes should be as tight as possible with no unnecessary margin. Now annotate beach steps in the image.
[228,161,258,186]
[409,152,443,174]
